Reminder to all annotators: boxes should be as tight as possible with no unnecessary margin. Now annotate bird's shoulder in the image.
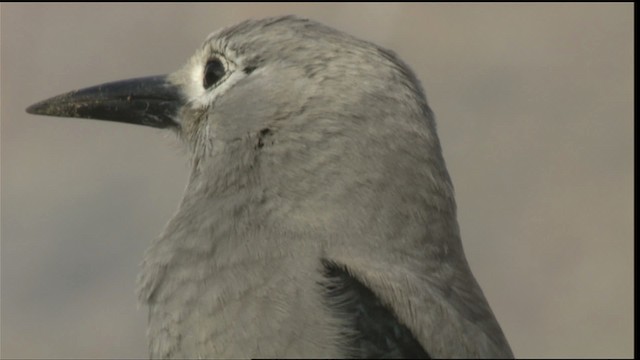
[321,259,431,359]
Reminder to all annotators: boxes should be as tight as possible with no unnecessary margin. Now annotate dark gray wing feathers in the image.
[321,259,431,359]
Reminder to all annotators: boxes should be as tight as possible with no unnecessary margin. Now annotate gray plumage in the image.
[26,15,513,359]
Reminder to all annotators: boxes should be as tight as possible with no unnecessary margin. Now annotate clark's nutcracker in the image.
[26,16,513,359]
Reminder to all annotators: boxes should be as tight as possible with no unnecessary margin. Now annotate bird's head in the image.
[27,16,455,231]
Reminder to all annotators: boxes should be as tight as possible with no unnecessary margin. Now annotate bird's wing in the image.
[321,259,431,359]
[322,246,513,359]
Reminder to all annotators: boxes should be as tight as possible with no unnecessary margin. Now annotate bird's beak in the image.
[26,75,182,129]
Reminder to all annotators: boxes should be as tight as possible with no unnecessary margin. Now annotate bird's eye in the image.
[203,58,226,89]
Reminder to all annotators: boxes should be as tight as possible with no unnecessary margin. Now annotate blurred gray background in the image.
[0,3,633,358]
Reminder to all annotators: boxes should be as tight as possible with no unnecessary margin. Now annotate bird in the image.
[26,15,514,359]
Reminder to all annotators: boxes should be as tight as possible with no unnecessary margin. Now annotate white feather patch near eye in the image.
[181,52,249,110]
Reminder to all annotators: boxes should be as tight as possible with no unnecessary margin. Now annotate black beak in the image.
[26,75,182,129]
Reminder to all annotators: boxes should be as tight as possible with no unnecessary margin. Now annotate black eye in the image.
[203,58,225,89]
